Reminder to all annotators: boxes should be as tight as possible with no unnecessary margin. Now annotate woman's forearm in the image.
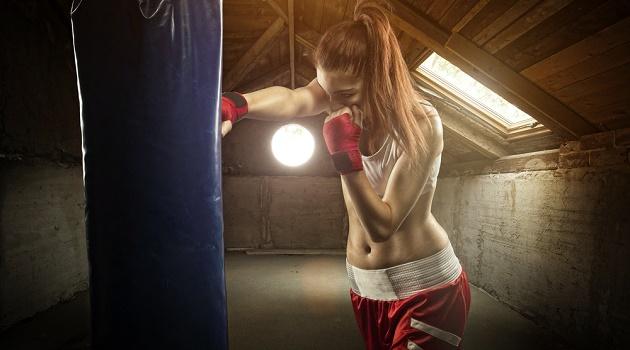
[242,86,297,122]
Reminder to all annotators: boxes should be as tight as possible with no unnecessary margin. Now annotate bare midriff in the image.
[342,179,451,270]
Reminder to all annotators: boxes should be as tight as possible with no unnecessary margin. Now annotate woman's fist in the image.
[323,105,364,175]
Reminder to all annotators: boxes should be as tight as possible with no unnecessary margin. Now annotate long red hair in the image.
[313,0,431,169]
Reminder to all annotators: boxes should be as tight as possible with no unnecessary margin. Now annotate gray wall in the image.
[0,161,87,330]
[223,175,346,249]
[433,166,630,349]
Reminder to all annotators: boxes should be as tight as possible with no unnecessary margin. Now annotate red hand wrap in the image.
[221,91,248,124]
[323,112,363,175]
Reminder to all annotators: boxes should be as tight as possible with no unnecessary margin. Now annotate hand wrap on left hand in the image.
[323,112,363,175]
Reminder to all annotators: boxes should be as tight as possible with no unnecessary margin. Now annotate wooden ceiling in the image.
[222,0,630,163]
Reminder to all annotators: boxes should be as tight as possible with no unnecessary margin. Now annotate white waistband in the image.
[346,243,462,301]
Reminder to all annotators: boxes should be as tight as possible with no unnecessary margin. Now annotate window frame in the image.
[412,54,550,141]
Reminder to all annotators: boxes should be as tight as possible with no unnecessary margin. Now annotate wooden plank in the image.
[235,29,289,87]
[289,0,295,89]
[426,0,456,22]
[224,31,268,40]
[295,73,312,88]
[503,0,630,71]
[342,0,357,20]
[266,0,321,50]
[439,0,481,31]
[569,86,630,119]
[452,0,489,33]
[445,33,597,138]
[224,17,286,91]
[261,0,287,22]
[494,0,603,68]
[385,0,450,48]
[406,46,431,69]
[300,0,324,32]
[534,41,630,92]
[237,66,290,93]
[552,64,630,102]
[472,0,540,46]
[410,0,434,14]
[296,62,317,81]
[459,0,518,41]
[321,0,347,32]
[382,0,597,138]
[483,0,573,54]
[224,15,277,32]
[224,3,278,17]
[521,16,630,81]
[397,31,416,56]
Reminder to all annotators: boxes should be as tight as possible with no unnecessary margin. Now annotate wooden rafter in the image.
[452,0,490,33]
[408,47,432,70]
[237,65,290,93]
[288,0,295,89]
[224,17,285,91]
[379,0,598,139]
[264,0,319,58]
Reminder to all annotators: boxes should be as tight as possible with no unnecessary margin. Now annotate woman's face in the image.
[316,67,364,111]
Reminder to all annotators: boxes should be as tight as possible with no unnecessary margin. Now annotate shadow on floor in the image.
[0,253,571,349]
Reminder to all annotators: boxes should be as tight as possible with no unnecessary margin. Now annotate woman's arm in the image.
[342,116,443,243]
[243,78,330,121]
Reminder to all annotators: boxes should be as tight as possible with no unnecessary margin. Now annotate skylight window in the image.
[418,53,534,125]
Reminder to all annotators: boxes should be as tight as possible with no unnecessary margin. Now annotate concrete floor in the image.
[0,252,571,349]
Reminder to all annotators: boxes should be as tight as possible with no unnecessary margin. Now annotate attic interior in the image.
[1,0,629,349]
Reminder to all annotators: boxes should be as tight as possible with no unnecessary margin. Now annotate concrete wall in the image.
[223,176,346,249]
[0,0,81,162]
[433,164,629,349]
[0,161,87,330]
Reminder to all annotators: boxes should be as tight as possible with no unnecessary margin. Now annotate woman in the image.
[221,1,470,349]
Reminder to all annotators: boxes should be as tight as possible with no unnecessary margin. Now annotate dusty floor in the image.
[0,252,571,349]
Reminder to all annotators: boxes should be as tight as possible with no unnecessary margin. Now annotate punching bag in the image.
[71,1,227,348]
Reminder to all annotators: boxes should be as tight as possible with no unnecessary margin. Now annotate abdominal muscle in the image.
[342,181,451,270]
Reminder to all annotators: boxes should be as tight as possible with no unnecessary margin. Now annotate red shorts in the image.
[347,244,471,350]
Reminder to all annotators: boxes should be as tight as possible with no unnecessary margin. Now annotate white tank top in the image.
[360,109,441,198]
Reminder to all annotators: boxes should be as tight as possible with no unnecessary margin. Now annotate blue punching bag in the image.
[71,1,227,348]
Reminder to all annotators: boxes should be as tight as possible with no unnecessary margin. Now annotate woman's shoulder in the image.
[413,100,443,149]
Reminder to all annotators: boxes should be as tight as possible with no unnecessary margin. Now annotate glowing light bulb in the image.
[271,124,315,167]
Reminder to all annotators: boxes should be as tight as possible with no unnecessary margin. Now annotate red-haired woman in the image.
[221,1,471,349]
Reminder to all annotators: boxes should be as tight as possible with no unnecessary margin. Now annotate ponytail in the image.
[314,0,432,170]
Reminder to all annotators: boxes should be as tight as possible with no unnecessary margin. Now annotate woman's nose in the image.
[330,99,345,110]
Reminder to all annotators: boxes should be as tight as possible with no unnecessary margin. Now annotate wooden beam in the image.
[295,28,320,51]
[264,0,320,51]
[408,47,432,70]
[383,1,449,49]
[261,0,287,22]
[236,66,290,93]
[452,0,490,33]
[378,0,598,139]
[296,61,316,81]
[288,0,295,89]
[224,17,285,91]
[445,33,597,138]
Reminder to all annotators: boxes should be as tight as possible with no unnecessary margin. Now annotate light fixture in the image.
[271,124,315,167]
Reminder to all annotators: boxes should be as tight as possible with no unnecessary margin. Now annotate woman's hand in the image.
[221,120,232,138]
[323,105,364,174]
